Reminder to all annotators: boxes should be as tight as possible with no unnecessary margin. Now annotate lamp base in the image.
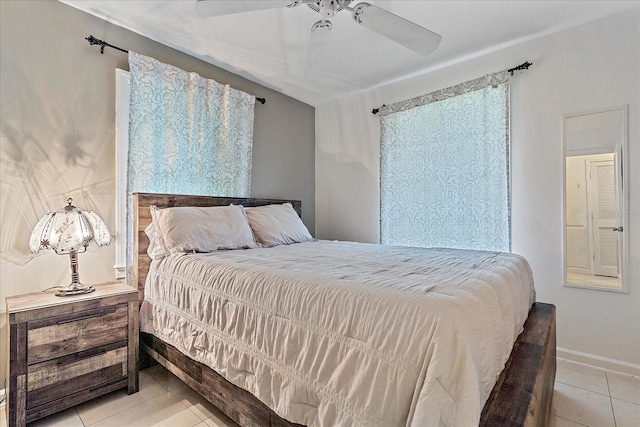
[55,285,95,297]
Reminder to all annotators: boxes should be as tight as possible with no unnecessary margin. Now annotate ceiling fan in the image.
[195,0,442,79]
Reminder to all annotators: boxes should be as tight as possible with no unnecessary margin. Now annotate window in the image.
[379,72,510,252]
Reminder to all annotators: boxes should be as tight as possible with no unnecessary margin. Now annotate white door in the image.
[588,157,619,277]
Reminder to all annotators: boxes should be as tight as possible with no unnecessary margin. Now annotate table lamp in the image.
[29,198,111,296]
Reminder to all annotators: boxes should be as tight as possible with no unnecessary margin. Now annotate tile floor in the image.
[0,365,238,427]
[0,359,637,426]
[551,359,639,427]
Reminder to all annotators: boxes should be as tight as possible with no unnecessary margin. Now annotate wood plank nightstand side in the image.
[5,281,139,427]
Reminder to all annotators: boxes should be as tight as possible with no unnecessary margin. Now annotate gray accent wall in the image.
[0,0,315,388]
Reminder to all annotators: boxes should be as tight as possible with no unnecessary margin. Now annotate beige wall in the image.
[0,0,315,389]
[316,10,640,370]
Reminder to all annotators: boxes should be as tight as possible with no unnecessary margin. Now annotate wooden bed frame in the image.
[133,192,556,427]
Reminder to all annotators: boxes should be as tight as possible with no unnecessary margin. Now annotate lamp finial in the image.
[65,198,75,212]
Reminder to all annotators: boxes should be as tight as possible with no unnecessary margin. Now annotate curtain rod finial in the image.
[508,61,532,76]
[372,104,385,115]
[85,34,128,54]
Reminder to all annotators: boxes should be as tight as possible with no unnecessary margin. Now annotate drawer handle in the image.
[57,313,105,325]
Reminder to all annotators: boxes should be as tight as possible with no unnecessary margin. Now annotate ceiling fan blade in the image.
[304,20,332,80]
[351,3,441,56]
[195,0,293,17]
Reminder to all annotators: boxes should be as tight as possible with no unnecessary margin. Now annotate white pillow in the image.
[150,204,257,253]
[144,222,168,260]
[244,203,313,247]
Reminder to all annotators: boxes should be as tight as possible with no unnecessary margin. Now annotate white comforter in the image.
[140,241,535,427]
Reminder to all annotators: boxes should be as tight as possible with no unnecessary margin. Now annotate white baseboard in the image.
[557,347,640,377]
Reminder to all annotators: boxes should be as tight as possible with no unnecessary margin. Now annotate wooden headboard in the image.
[132,192,302,301]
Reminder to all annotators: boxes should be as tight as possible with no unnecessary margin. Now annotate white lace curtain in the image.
[379,71,511,252]
[127,51,254,197]
[125,52,255,278]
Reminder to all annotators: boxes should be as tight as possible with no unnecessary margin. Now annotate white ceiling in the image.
[60,0,638,106]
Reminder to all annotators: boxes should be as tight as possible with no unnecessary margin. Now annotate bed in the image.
[132,192,556,427]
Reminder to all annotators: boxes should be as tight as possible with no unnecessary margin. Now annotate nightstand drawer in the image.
[26,343,128,409]
[27,304,128,364]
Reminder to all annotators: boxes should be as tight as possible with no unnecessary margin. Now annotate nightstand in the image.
[5,281,139,427]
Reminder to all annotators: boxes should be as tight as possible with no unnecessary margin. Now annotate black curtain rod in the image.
[85,35,266,105]
[507,61,532,75]
[86,35,128,54]
[371,61,532,115]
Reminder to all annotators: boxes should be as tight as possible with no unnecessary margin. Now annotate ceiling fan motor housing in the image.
[308,0,353,18]
[320,0,337,18]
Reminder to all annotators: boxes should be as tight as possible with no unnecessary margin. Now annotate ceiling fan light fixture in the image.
[311,19,333,31]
